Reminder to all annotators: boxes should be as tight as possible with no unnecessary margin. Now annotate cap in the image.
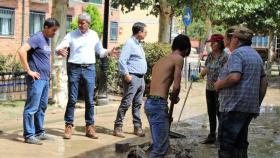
[206,34,224,42]
[230,26,253,41]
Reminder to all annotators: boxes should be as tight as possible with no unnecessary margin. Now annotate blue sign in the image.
[183,7,192,26]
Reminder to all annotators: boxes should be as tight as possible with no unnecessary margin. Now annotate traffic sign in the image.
[183,7,192,26]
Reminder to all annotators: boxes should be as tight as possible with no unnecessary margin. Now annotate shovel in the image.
[169,101,186,138]
[169,75,199,138]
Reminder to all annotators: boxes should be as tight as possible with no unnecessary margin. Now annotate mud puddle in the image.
[167,106,280,158]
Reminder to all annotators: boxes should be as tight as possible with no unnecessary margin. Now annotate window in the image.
[66,15,72,31]
[110,21,118,41]
[83,0,102,4]
[29,11,45,36]
[0,8,15,36]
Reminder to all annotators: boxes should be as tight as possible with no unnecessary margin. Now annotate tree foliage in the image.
[69,4,103,37]
[111,0,188,17]
[189,0,280,36]
[111,0,190,43]
[217,0,280,35]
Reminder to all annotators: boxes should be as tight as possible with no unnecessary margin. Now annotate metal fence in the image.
[0,72,27,93]
[183,62,202,81]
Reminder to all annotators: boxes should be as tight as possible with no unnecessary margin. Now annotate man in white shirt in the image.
[56,12,118,139]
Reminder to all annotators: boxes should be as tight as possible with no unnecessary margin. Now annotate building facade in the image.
[0,0,120,55]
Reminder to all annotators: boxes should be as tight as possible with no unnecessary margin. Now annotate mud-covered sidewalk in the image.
[0,78,279,158]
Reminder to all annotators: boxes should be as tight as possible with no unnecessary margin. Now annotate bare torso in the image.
[149,54,184,99]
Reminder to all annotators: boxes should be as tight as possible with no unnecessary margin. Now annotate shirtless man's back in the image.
[149,54,184,99]
[144,34,191,158]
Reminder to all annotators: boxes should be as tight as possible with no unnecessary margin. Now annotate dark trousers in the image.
[114,74,145,127]
[206,90,220,134]
[64,64,96,126]
[219,111,254,157]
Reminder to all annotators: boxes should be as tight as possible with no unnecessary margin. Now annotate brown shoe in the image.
[85,125,98,139]
[134,127,145,137]
[64,124,73,139]
[113,126,125,138]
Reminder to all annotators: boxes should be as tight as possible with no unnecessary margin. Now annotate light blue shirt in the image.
[119,36,147,75]
[55,29,108,64]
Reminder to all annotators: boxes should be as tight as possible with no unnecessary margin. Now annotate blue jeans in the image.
[23,77,49,139]
[144,98,169,158]
[219,111,254,155]
[65,64,95,126]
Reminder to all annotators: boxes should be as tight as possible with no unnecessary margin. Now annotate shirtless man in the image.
[144,34,191,158]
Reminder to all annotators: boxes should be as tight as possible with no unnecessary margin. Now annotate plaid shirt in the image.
[218,45,266,113]
[205,52,228,91]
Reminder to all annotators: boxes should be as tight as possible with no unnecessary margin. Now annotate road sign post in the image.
[183,7,192,89]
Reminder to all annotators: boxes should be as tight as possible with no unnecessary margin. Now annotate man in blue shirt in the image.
[18,18,60,145]
[215,26,268,157]
[113,22,147,137]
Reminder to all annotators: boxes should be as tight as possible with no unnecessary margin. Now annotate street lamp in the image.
[97,0,110,106]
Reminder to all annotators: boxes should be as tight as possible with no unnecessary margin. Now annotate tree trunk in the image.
[205,16,212,40]
[51,0,68,107]
[205,16,212,52]
[158,0,172,43]
[268,29,274,62]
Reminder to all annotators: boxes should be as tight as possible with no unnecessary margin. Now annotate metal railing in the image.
[0,72,27,93]
[183,62,202,81]
[30,0,49,3]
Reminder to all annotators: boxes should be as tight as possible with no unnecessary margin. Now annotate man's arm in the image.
[119,42,132,82]
[171,57,184,104]
[55,33,71,58]
[214,72,241,91]
[17,44,40,80]
[215,52,242,91]
[259,76,268,105]
[95,41,108,58]
[95,41,119,58]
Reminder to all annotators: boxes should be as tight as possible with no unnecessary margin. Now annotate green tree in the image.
[112,0,190,43]
[214,0,280,62]
[69,4,103,37]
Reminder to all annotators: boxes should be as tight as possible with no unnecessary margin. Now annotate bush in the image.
[0,55,23,72]
[103,42,171,94]
[142,42,171,83]
[95,57,120,94]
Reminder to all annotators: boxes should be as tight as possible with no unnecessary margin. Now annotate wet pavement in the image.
[0,80,279,158]
[167,106,280,158]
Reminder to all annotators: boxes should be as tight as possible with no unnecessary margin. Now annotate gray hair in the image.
[78,12,91,24]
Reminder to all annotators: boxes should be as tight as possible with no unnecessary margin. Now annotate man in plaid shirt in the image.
[215,26,268,158]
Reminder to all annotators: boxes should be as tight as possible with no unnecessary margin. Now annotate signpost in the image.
[183,7,192,89]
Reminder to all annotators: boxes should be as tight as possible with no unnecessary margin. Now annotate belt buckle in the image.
[80,64,89,68]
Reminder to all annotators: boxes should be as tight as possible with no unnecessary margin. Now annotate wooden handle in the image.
[168,102,175,131]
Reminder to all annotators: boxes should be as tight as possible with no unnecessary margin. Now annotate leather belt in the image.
[69,63,93,68]
[130,73,144,78]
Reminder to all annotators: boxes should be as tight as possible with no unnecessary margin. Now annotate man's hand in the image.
[109,47,120,57]
[124,74,132,83]
[27,70,40,80]
[57,47,68,58]
[214,80,222,92]
[169,93,180,104]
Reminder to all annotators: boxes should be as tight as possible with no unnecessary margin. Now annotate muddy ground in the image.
[0,77,279,158]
